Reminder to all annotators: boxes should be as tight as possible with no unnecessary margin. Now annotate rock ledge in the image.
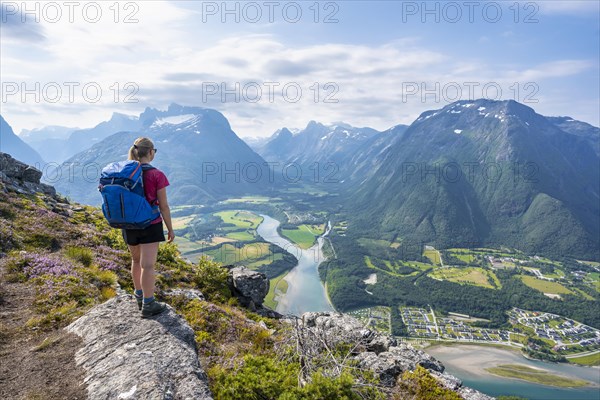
[66,293,212,400]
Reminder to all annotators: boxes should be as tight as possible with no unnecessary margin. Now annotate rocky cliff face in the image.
[66,291,213,400]
[0,152,55,196]
[296,312,494,400]
[62,265,494,400]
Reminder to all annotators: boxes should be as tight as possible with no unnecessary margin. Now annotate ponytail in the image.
[128,144,139,161]
[128,138,154,161]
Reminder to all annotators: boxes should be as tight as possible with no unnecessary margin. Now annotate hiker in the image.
[123,137,175,318]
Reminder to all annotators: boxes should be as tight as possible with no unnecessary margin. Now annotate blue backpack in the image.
[98,160,160,229]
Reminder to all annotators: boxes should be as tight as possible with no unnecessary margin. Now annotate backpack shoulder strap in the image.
[141,163,156,172]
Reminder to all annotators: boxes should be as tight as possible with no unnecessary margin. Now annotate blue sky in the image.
[1,1,598,138]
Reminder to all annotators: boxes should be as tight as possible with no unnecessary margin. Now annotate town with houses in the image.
[348,306,600,357]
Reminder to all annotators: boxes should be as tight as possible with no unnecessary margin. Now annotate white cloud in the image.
[1,2,598,137]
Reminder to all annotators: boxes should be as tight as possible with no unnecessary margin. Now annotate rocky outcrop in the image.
[66,292,213,400]
[164,288,205,301]
[298,312,494,400]
[225,265,269,309]
[0,152,77,217]
[0,152,55,196]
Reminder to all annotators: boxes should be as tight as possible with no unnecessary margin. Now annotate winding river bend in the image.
[256,214,335,315]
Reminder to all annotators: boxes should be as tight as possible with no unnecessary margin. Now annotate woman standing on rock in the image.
[123,137,174,318]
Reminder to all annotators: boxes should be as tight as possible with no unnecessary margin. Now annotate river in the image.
[427,345,600,399]
[256,214,335,315]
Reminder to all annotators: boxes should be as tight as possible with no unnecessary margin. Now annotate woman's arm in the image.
[156,187,174,242]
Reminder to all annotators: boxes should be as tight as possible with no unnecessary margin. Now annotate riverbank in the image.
[256,214,334,315]
[427,344,600,400]
[485,364,589,387]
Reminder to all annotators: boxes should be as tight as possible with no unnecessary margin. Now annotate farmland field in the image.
[264,271,289,309]
[281,224,325,249]
[428,267,501,289]
[171,215,195,230]
[214,210,263,229]
[519,275,573,295]
[203,242,273,266]
[222,196,274,204]
[365,256,423,277]
[423,248,441,266]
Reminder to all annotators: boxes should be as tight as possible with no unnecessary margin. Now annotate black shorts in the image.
[122,222,165,246]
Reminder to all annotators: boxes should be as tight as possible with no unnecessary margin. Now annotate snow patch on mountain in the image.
[152,114,197,127]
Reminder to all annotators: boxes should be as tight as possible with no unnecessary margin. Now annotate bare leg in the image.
[128,244,142,291]
[139,242,159,298]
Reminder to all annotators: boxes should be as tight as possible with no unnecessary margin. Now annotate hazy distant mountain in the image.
[19,113,141,164]
[346,99,600,260]
[242,136,269,151]
[19,125,79,164]
[257,121,382,167]
[20,125,77,141]
[546,116,600,156]
[52,104,272,206]
[0,116,45,167]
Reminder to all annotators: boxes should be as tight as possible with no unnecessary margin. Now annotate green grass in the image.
[423,249,441,266]
[407,261,435,271]
[485,364,590,387]
[365,256,421,277]
[572,287,595,300]
[519,275,573,295]
[174,236,206,254]
[204,242,272,266]
[544,269,565,279]
[263,272,289,309]
[214,210,263,229]
[222,196,273,204]
[225,231,255,241]
[586,272,600,292]
[281,224,322,249]
[568,353,600,366]
[171,215,196,230]
[428,267,500,289]
[246,252,283,269]
[577,260,600,267]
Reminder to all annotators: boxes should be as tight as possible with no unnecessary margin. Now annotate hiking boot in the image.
[134,295,143,311]
[141,299,167,318]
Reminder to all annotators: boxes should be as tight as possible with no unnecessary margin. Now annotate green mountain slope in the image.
[346,99,599,260]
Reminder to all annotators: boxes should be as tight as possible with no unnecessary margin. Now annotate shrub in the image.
[0,203,16,219]
[208,355,299,400]
[65,246,94,267]
[209,355,379,400]
[4,253,79,281]
[392,366,462,400]
[157,242,181,268]
[0,224,21,251]
[22,232,61,251]
[103,229,128,251]
[193,256,231,303]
